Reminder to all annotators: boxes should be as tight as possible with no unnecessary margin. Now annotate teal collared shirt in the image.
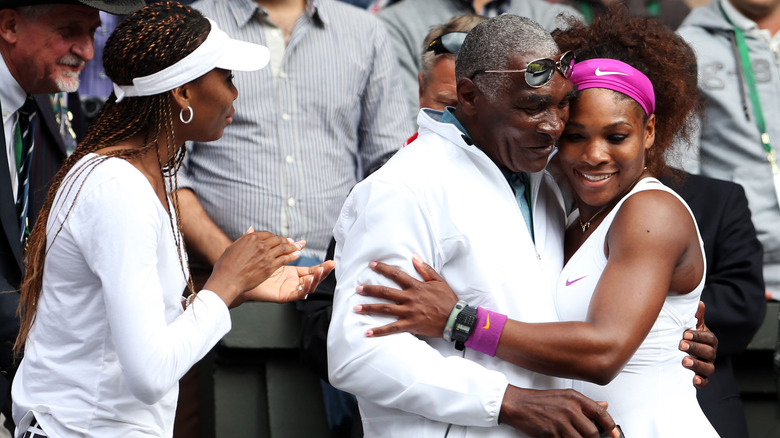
[440,107,534,242]
[440,106,469,138]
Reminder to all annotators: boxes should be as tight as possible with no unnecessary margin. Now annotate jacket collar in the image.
[417,108,478,152]
[415,107,553,203]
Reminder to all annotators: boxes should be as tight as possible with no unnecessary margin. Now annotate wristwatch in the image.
[452,305,477,351]
[443,300,467,342]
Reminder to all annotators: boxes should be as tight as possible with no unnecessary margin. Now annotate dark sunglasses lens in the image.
[525,59,554,86]
[560,52,575,77]
[439,32,467,54]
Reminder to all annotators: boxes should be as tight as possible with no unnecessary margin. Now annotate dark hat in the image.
[1,0,146,15]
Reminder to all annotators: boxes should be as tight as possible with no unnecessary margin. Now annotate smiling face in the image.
[2,5,100,94]
[463,51,576,174]
[185,68,239,142]
[558,88,655,216]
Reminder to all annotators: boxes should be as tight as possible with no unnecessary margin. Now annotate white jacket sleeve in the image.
[71,177,231,405]
[327,178,508,427]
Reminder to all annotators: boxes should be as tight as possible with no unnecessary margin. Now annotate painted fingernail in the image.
[356,285,364,294]
[354,305,363,313]
[365,330,373,337]
[369,261,378,268]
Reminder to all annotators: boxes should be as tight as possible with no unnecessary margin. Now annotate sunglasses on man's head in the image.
[469,51,575,88]
[426,32,468,55]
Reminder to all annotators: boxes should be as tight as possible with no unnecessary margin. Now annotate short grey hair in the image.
[420,14,487,87]
[456,14,559,101]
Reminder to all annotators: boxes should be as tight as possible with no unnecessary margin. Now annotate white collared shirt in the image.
[0,52,29,197]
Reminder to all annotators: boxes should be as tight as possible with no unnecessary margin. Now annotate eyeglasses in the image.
[426,32,468,55]
[470,51,575,88]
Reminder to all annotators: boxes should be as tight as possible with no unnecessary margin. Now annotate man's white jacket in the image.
[328,109,567,437]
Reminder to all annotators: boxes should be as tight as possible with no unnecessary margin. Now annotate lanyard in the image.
[720,3,780,177]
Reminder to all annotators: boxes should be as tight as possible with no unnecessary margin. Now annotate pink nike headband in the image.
[569,58,655,115]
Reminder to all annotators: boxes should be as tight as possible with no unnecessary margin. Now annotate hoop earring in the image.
[179,106,194,124]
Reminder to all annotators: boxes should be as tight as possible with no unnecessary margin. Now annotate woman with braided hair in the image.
[10,2,334,437]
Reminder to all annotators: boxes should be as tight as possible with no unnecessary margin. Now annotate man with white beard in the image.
[0,0,144,431]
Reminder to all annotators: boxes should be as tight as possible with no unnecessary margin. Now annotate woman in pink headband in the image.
[538,13,717,436]
[354,8,719,438]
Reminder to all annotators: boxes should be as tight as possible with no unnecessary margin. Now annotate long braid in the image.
[15,1,208,355]
[158,95,196,297]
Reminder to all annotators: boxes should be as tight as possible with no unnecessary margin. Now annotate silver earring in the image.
[179,106,194,124]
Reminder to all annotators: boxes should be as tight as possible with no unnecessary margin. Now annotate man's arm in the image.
[356,15,413,168]
[175,187,232,265]
[680,302,717,387]
[500,386,619,438]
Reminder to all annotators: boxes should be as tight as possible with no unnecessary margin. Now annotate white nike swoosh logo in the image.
[595,68,628,76]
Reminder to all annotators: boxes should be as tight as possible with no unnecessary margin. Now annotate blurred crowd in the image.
[0,0,776,437]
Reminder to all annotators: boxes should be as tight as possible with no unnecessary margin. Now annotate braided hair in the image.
[552,6,700,177]
[15,1,210,354]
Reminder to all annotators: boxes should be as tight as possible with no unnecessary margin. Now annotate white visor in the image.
[113,18,270,102]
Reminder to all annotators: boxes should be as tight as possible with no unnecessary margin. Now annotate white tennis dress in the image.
[554,177,719,437]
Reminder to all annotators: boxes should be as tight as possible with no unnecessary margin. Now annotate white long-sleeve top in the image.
[12,154,231,437]
[328,109,567,437]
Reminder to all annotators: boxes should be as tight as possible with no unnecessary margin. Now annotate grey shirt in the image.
[181,0,412,259]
